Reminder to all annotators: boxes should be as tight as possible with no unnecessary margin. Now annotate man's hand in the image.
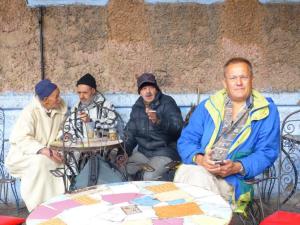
[78,111,91,123]
[217,160,243,177]
[115,154,128,167]
[194,152,221,175]
[194,151,243,177]
[145,108,159,124]
[38,147,63,164]
[63,133,73,142]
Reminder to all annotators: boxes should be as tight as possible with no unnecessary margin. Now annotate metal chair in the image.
[239,109,299,225]
[0,107,21,212]
[131,160,181,181]
[257,109,300,225]
[277,109,300,209]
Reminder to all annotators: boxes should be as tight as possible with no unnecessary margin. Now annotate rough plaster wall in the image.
[0,0,299,93]
[0,0,40,91]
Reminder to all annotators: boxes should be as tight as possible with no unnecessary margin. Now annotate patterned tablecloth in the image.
[26,181,232,225]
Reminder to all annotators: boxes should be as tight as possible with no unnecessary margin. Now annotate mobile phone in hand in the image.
[214,160,225,165]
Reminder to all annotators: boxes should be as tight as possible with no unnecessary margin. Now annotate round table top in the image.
[26,181,232,225]
[50,138,123,152]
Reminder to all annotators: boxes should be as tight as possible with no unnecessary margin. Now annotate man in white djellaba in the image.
[5,79,67,211]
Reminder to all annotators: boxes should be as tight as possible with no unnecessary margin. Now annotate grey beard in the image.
[80,95,96,109]
[80,101,91,108]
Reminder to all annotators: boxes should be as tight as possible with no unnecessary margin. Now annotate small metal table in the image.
[50,137,125,193]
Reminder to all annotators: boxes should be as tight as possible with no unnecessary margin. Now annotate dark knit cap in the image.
[76,73,97,89]
[35,79,57,100]
[137,73,160,94]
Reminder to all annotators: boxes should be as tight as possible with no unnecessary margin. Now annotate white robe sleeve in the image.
[9,108,45,155]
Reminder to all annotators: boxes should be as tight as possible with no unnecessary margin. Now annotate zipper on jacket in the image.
[208,98,223,141]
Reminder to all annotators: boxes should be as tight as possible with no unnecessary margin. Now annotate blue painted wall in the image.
[0,92,197,137]
[1,91,300,202]
[1,91,299,144]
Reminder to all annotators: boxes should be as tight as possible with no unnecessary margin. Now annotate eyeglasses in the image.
[226,75,250,81]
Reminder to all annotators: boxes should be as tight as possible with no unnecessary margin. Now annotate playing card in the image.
[121,205,142,215]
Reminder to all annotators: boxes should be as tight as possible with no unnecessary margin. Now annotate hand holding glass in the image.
[86,122,95,139]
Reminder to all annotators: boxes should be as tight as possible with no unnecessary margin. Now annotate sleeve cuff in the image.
[192,155,197,163]
[192,153,204,164]
[237,161,246,176]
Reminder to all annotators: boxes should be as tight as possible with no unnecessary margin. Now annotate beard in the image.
[80,95,95,109]
[80,100,92,107]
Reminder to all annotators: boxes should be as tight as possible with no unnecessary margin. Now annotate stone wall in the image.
[0,0,299,93]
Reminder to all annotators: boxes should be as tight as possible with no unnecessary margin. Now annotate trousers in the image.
[126,150,172,181]
[174,164,233,201]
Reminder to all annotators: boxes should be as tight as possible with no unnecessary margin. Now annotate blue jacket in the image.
[177,89,280,210]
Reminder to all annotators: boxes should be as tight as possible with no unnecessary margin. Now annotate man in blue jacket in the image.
[174,57,280,213]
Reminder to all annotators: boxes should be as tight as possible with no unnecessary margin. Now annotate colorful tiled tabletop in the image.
[26,181,232,225]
